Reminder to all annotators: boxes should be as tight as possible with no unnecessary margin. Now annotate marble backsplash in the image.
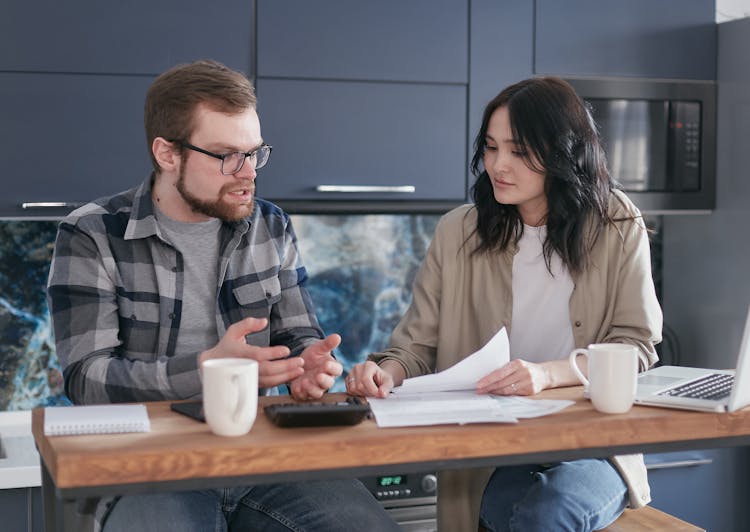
[0,221,63,410]
[0,215,440,410]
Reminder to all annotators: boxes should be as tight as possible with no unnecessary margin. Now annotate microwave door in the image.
[590,99,670,192]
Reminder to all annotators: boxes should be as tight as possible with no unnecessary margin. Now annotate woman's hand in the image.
[346,360,405,398]
[476,358,581,396]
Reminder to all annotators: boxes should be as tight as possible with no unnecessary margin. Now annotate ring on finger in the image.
[511,382,517,392]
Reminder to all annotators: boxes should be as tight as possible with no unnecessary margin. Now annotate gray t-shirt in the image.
[155,208,222,356]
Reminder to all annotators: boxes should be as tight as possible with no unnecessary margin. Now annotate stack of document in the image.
[369,391,515,426]
[368,328,573,427]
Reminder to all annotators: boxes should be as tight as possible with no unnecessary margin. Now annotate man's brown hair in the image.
[144,59,257,172]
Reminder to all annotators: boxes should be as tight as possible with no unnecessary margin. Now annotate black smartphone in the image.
[170,400,205,422]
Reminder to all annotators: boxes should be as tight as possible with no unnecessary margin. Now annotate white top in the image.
[510,225,575,362]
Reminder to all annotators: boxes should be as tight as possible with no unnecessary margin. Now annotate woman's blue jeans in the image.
[100,479,400,532]
[479,459,629,532]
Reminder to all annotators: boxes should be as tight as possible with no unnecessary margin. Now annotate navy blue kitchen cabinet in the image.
[1,0,721,216]
[0,0,253,75]
[0,487,43,532]
[646,449,749,531]
[0,73,153,217]
[256,79,467,204]
[257,0,468,84]
[535,0,716,79]
[0,0,255,217]
[468,0,534,198]
[255,0,470,207]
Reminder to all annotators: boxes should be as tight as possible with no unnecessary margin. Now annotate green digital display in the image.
[377,475,407,487]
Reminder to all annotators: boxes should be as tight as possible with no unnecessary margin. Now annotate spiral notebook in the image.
[44,404,151,436]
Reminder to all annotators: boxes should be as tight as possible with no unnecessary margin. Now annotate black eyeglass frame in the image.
[170,139,273,175]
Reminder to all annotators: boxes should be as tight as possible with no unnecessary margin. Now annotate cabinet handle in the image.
[315,185,416,193]
[645,458,713,470]
[20,202,83,209]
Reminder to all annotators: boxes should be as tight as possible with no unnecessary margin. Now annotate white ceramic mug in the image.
[202,358,258,436]
[568,343,638,414]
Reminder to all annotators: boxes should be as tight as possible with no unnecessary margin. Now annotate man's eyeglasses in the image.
[171,140,272,175]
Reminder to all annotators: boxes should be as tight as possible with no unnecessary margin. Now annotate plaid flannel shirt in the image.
[47,177,323,405]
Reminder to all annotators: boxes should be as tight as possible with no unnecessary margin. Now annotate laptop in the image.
[634,306,750,413]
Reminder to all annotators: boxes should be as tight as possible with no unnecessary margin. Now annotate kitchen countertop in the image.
[0,411,41,489]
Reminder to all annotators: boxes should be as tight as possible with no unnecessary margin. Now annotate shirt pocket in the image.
[116,294,161,358]
[232,277,282,309]
[117,294,161,324]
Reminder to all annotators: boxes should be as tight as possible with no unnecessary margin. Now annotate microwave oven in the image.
[565,77,716,213]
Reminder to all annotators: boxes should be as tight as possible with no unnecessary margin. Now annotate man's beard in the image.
[176,165,254,222]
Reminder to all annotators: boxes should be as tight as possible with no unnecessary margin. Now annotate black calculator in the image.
[264,396,370,428]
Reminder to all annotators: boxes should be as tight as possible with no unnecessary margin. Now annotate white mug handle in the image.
[568,348,590,386]
[231,373,248,424]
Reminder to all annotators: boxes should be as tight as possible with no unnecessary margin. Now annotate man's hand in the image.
[288,334,343,400]
[199,317,304,388]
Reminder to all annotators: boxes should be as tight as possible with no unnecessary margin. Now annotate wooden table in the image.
[32,388,750,531]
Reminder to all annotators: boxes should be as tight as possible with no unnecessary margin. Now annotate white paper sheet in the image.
[392,327,510,395]
[367,391,574,427]
[367,391,517,427]
[367,328,574,427]
[489,396,575,419]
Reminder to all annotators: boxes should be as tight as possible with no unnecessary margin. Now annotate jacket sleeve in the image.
[367,214,450,378]
[602,203,663,370]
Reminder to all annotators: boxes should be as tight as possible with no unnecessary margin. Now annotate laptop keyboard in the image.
[658,373,734,400]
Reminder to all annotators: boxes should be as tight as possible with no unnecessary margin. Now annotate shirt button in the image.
[169,313,176,320]
[172,266,178,272]
[575,321,582,327]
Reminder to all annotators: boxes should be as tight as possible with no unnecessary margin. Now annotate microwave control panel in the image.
[669,101,701,191]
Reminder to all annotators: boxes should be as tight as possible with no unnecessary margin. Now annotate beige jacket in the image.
[369,190,663,532]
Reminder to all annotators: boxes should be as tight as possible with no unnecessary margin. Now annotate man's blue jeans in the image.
[100,479,400,531]
[479,459,629,532]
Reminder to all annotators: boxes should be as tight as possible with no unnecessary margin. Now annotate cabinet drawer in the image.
[255,78,468,202]
[257,0,468,83]
[0,72,152,217]
[644,449,743,532]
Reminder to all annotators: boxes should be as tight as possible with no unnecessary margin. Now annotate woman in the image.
[346,76,663,532]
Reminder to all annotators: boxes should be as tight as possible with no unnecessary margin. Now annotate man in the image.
[47,60,398,532]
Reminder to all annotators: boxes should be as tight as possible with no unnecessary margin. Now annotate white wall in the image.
[716,0,750,21]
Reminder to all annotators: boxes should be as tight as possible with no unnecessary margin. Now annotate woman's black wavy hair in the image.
[469,76,618,274]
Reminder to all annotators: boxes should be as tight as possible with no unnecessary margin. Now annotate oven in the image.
[360,472,437,531]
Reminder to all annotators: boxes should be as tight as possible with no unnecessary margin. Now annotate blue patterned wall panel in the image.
[294,214,439,391]
[0,221,67,410]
